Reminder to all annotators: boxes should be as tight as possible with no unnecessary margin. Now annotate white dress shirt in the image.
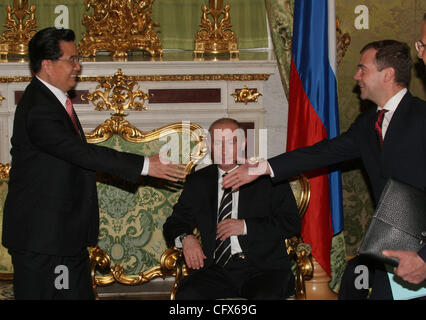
[36,76,149,175]
[175,166,247,254]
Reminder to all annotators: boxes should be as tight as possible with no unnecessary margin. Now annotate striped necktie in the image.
[214,184,233,267]
[66,96,80,135]
[374,109,388,148]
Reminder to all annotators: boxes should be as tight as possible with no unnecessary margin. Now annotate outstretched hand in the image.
[222,160,271,190]
[148,153,187,182]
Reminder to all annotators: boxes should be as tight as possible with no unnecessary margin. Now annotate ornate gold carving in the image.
[288,175,311,218]
[90,245,183,296]
[336,17,351,66]
[231,86,262,104]
[0,163,11,179]
[79,0,162,58]
[0,94,5,105]
[85,117,207,175]
[0,0,37,56]
[285,236,314,300]
[194,0,238,58]
[81,69,149,116]
[0,74,270,83]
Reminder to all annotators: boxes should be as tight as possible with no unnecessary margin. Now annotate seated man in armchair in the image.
[163,118,301,300]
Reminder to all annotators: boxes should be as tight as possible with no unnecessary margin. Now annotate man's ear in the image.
[41,59,52,74]
[383,67,395,83]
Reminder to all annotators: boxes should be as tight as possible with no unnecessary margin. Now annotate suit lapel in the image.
[204,165,219,226]
[34,78,84,139]
[237,181,255,219]
[382,92,411,151]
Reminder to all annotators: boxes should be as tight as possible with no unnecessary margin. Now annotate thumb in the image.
[382,249,402,258]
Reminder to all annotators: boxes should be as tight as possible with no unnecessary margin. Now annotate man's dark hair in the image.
[360,40,413,87]
[28,27,75,74]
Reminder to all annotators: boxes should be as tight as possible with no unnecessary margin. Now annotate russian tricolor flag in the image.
[287,0,343,276]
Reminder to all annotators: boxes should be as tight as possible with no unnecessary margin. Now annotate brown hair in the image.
[360,40,412,87]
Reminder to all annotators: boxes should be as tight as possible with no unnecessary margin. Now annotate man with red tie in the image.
[223,40,426,299]
[2,27,186,300]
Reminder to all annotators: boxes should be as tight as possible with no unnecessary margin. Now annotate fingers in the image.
[164,164,187,180]
[222,162,265,190]
[182,236,206,270]
[148,154,188,181]
[382,249,403,258]
[216,219,244,241]
[184,249,206,270]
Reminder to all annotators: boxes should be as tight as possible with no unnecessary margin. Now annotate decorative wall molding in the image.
[0,73,270,83]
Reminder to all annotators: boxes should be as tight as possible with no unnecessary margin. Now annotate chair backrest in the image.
[0,163,13,280]
[86,116,207,279]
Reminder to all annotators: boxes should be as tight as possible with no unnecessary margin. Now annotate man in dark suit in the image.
[163,118,301,300]
[2,27,186,300]
[223,40,426,299]
[380,14,426,289]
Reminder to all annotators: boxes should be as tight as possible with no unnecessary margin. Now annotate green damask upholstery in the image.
[0,164,13,280]
[86,117,206,292]
[95,135,186,275]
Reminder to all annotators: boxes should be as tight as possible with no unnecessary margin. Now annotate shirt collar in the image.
[36,76,68,108]
[377,88,407,112]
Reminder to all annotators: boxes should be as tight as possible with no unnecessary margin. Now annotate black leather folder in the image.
[359,178,426,267]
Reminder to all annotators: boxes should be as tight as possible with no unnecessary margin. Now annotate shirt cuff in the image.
[268,161,275,178]
[243,219,247,235]
[141,156,149,176]
[175,236,183,248]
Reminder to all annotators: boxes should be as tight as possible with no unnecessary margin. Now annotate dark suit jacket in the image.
[2,77,144,256]
[163,164,301,272]
[268,91,426,270]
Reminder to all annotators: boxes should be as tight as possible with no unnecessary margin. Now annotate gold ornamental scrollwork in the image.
[0,0,37,57]
[0,163,11,179]
[81,69,149,116]
[85,117,208,172]
[79,0,162,58]
[231,86,262,105]
[194,0,238,58]
[336,17,351,66]
[0,94,5,105]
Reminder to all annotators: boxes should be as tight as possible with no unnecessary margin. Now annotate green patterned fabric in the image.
[94,133,195,275]
[264,0,294,98]
[0,178,13,275]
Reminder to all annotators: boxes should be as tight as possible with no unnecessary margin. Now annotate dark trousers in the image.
[9,249,94,300]
[338,255,393,300]
[175,256,294,300]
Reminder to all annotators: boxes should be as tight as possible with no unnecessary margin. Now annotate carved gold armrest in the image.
[162,247,189,300]
[285,236,314,300]
[89,245,186,300]
[89,245,112,300]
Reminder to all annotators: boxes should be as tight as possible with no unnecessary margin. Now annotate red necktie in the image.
[66,97,80,135]
[374,109,388,148]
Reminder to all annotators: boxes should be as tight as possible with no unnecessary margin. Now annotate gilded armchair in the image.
[86,115,207,298]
